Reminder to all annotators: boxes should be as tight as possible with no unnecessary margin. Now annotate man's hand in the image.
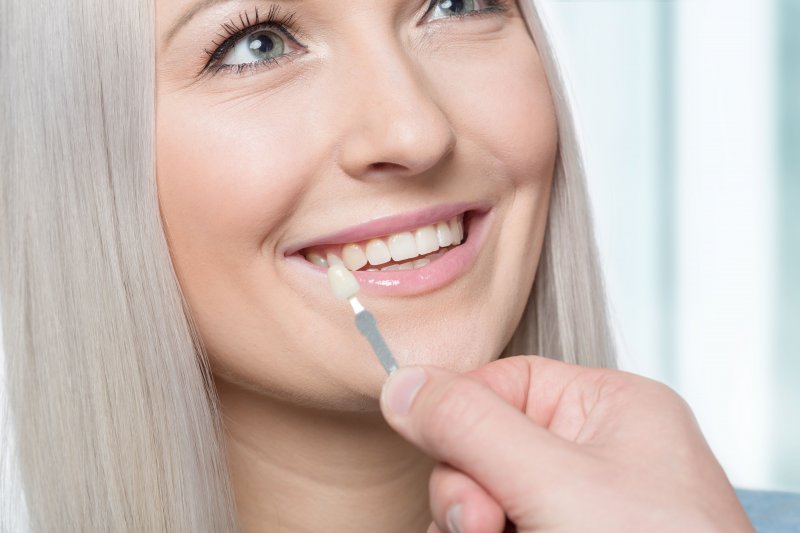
[379,355,754,533]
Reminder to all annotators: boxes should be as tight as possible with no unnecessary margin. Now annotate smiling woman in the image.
[0,0,615,531]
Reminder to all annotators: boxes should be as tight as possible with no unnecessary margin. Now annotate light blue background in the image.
[545,0,798,492]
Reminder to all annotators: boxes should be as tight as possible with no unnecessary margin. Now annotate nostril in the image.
[362,161,412,178]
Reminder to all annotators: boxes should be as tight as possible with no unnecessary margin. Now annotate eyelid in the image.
[218,25,303,66]
[418,0,508,25]
[198,6,306,78]
[201,26,305,78]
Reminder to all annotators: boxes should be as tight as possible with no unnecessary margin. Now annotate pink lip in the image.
[283,208,494,297]
[282,201,490,256]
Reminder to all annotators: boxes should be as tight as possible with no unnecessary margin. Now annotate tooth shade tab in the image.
[327,253,344,266]
[327,264,360,300]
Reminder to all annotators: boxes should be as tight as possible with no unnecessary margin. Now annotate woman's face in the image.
[156,0,557,409]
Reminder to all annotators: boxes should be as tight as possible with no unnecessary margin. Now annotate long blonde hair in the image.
[0,0,615,530]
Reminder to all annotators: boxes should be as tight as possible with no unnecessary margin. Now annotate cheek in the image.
[154,95,327,373]
[426,31,558,187]
[156,100,317,252]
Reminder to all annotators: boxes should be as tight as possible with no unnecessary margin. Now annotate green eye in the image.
[429,0,480,21]
[221,29,286,66]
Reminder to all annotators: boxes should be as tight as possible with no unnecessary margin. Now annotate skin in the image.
[156,0,556,531]
[380,358,755,533]
[155,1,757,531]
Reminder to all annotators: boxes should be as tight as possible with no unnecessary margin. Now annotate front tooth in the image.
[398,262,414,270]
[342,243,368,271]
[449,217,463,245]
[413,258,430,269]
[435,222,453,247]
[326,253,344,266]
[415,225,439,255]
[306,252,328,268]
[388,232,418,261]
[381,264,401,272]
[365,239,392,265]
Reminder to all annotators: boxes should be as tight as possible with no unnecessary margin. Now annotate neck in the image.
[216,379,435,533]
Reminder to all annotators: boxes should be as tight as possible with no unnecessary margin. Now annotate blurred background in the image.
[542,0,798,492]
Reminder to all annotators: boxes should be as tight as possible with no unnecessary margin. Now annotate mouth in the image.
[282,202,493,296]
[299,211,470,272]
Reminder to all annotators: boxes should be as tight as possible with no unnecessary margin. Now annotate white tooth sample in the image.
[413,258,430,269]
[327,264,360,300]
[342,243,368,271]
[306,252,328,268]
[381,264,401,271]
[365,238,392,265]
[414,225,439,255]
[435,221,453,247]
[397,262,414,270]
[449,217,463,245]
[366,267,379,272]
[388,232,418,261]
[326,253,344,266]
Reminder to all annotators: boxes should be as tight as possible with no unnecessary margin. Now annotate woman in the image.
[0,0,760,531]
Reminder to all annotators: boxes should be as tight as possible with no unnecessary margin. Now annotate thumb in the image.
[379,365,581,517]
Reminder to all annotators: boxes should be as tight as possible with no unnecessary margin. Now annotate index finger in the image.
[464,355,612,428]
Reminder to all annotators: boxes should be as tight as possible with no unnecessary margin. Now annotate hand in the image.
[379,355,754,533]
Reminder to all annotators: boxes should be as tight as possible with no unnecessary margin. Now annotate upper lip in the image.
[282,201,490,256]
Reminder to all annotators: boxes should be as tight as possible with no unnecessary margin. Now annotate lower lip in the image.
[284,209,493,297]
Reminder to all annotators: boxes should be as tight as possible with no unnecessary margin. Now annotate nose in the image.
[335,31,457,181]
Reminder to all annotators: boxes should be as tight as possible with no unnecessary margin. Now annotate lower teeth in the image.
[364,249,447,272]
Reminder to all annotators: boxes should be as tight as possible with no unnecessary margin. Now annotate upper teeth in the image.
[303,214,465,271]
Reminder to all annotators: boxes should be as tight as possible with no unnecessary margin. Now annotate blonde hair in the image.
[0,0,615,530]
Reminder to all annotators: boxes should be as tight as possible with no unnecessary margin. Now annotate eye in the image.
[427,0,486,21]
[219,28,297,67]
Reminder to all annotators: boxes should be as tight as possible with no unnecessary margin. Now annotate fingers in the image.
[429,463,506,533]
[379,364,583,516]
[464,355,609,429]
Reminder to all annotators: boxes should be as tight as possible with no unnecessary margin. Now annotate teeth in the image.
[365,239,392,265]
[306,252,328,268]
[415,225,439,255]
[379,257,430,272]
[388,232,417,262]
[341,243,368,271]
[435,221,453,247]
[304,214,467,271]
[326,253,344,266]
[449,218,463,245]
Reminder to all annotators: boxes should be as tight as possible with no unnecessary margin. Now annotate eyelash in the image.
[200,4,304,78]
[199,0,510,79]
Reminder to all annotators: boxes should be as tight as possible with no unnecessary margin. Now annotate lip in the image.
[283,207,494,297]
[282,201,491,256]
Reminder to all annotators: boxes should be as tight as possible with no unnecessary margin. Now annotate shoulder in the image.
[735,487,800,532]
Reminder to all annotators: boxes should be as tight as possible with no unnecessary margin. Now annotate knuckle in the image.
[420,378,489,452]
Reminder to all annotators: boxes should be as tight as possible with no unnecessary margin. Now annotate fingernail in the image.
[447,504,463,533]
[382,366,427,416]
